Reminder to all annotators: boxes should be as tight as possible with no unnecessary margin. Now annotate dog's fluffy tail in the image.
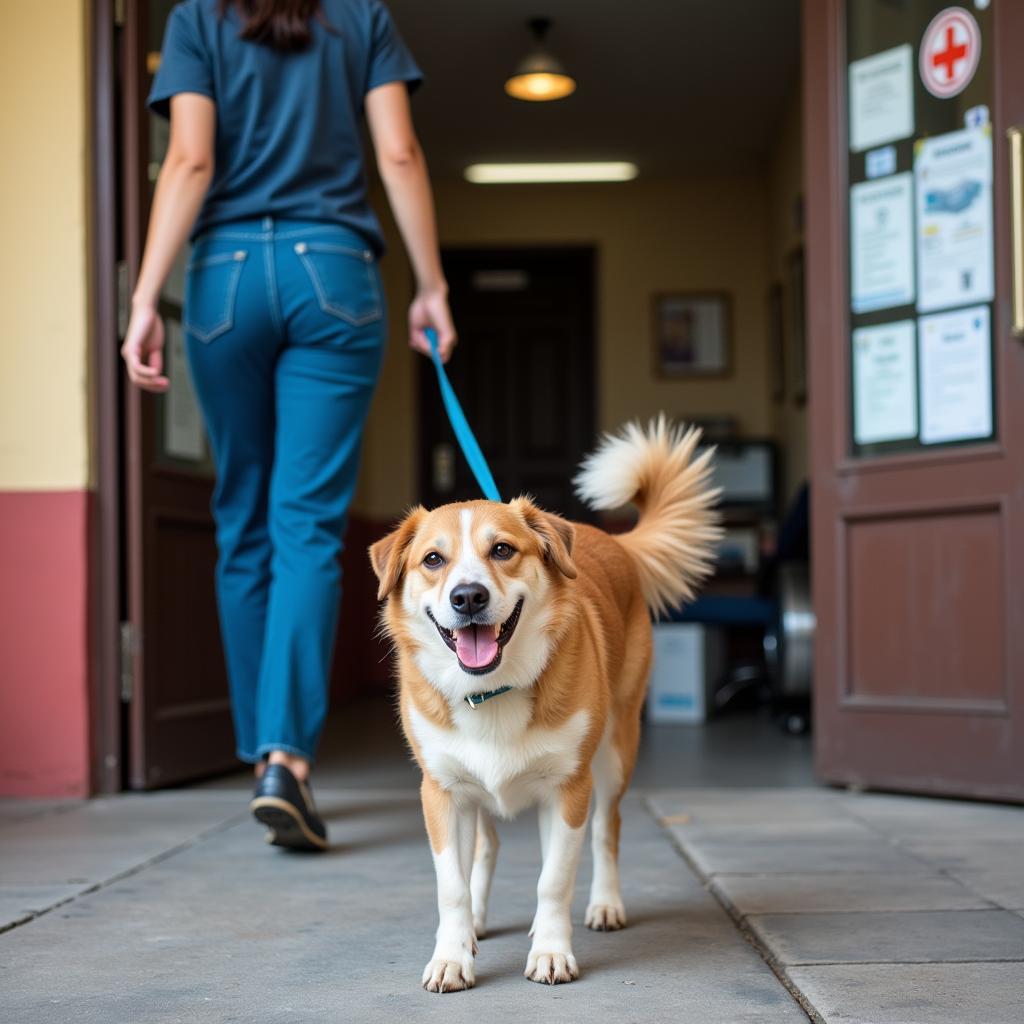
[573,416,721,617]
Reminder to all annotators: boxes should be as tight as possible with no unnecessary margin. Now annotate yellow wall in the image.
[356,175,773,519]
[767,87,808,503]
[0,1,91,491]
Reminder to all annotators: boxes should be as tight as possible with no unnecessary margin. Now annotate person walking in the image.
[121,0,455,851]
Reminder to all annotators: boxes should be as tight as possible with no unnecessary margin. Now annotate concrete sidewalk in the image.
[2,732,1022,1022]
[2,790,805,1024]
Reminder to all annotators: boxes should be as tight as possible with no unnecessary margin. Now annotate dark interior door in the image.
[420,248,596,519]
[807,0,1024,801]
[121,0,235,788]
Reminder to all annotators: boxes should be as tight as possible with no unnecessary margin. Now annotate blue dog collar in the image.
[464,686,513,709]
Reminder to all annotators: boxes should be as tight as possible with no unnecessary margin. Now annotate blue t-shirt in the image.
[148,0,421,252]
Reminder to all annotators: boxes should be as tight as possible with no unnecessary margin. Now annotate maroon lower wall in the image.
[0,490,92,797]
[0,499,399,798]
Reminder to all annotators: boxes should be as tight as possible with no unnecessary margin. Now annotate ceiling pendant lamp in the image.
[504,18,576,102]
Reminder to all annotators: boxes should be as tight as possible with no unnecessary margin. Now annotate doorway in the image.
[99,0,808,793]
[95,0,1023,803]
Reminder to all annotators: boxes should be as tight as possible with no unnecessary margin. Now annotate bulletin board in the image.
[846,1,995,457]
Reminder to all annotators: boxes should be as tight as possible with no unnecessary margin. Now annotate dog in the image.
[369,417,719,992]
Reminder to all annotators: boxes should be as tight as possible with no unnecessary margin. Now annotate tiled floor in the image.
[650,788,1024,1023]
[3,706,1022,1023]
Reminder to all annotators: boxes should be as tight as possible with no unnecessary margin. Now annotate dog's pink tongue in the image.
[456,625,499,668]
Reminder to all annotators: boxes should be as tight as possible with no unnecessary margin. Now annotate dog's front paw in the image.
[524,949,579,985]
[585,900,627,931]
[422,956,475,993]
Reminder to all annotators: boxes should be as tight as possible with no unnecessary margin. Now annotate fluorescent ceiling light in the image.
[465,162,639,184]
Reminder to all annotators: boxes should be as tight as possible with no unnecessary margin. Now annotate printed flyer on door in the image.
[915,127,994,314]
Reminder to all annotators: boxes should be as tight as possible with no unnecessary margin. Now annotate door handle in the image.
[1009,127,1024,339]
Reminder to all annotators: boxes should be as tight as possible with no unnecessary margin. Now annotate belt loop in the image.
[262,215,273,237]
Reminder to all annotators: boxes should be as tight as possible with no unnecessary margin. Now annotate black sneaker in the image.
[250,763,328,852]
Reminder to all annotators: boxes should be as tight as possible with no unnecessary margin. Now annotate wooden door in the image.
[420,248,596,519]
[807,0,1024,801]
[121,0,235,788]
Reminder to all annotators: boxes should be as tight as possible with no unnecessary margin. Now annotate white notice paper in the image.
[915,127,994,313]
[850,173,915,313]
[164,319,206,461]
[852,320,917,445]
[849,45,914,152]
[919,305,992,445]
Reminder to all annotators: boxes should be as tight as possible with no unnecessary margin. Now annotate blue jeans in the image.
[183,217,386,763]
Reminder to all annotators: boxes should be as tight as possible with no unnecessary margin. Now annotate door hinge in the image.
[114,0,126,28]
[116,261,130,338]
[119,621,138,703]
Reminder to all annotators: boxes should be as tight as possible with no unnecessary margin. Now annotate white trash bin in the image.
[646,622,724,724]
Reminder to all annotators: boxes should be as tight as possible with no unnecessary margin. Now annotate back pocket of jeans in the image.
[294,242,382,326]
[184,250,248,343]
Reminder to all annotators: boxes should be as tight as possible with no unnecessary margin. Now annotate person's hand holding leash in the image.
[121,302,169,392]
[409,286,457,363]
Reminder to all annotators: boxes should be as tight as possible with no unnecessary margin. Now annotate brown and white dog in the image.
[369,418,718,992]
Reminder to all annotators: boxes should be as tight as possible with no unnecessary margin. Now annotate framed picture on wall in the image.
[652,292,732,377]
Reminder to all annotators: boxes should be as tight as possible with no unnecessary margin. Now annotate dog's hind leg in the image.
[585,728,628,931]
[470,807,499,939]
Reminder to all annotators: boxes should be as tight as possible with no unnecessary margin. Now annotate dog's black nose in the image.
[450,582,489,615]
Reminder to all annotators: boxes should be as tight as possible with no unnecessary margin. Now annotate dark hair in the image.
[218,0,328,52]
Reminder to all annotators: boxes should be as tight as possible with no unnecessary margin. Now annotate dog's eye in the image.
[491,542,515,561]
[422,551,445,569]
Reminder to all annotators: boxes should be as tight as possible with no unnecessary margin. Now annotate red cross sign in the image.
[920,7,981,99]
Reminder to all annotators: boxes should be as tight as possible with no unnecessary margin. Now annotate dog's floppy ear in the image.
[369,506,427,600]
[513,497,577,580]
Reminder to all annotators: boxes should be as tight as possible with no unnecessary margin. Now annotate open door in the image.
[121,0,235,788]
[807,0,1024,800]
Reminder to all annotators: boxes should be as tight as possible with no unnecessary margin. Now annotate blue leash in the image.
[426,328,502,502]
[426,330,511,710]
